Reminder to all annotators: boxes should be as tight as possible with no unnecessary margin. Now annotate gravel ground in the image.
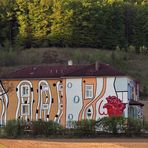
[0,138,148,148]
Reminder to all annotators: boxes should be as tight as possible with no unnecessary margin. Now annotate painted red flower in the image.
[103,96,126,117]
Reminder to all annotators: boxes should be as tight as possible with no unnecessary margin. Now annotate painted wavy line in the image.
[79,77,107,120]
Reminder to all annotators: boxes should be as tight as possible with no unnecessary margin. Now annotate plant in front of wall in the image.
[4,119,24,138]
[74,119,96,137]
[31,120,63,137]
[96,116,126,135]
[143,120,148,132]
[126,118,143,136]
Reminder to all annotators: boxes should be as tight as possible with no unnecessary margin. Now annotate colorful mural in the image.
[0,76,143,126]
[0,82,9,125]
[16,80,34,121]
[36,80,52,121]
[103,96,126,117]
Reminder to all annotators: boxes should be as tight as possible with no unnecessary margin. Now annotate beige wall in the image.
[140,100,148,121]
[1,79,61,123]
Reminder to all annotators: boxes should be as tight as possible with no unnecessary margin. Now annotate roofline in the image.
[0,75,130,81]
[0,78,62,81]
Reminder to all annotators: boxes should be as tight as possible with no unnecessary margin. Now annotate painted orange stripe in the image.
[78,78,85,121]
[60,79,66,127]
[81,78,106,119]
[92,78,107,120]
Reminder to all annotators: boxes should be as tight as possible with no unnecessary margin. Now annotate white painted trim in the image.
[16,80,33,121]
[21,84,30,97]
[4,94,8,125]
[85,84,94,99]
[0,84,9,125]
[1,99,4,125]
[37,80,52,121]
[21,104,30,116]
[16,87,20,120]
[82,77,104,119]
[54,81,62,123]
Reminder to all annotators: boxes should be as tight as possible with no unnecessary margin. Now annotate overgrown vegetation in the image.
[0,47,147,99]
[1,118,148,138]
[96,116,126,135]
[0,0,148,98]
[3,119,24,138]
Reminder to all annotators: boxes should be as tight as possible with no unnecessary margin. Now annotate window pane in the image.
[21,85,29,97]
[85,85,93,98]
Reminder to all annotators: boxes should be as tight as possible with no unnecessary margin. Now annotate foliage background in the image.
[0,0,147,49]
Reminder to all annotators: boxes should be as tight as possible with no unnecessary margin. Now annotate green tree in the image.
[0,0,18,49]
[49,0,74,47]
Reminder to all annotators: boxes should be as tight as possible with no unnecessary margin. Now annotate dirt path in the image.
[0,138,148,148]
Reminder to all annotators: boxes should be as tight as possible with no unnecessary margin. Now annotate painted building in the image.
[0,62,144,127]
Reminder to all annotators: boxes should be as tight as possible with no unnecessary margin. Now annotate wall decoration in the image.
[16,80,34,121]
[0,83,9,125]
[137,106,143,120]
[68,114,73,120]
[79,77,106,121]
[66,79,83,122]
[86,106,93,119]
[21,104,30,116]
[54,81,63,123]
[98,100,107,116]
[73,96,80,103]
[0,75,142,126]
[103,96,126,117]
[36,80,52,121]
[67,82,72,88]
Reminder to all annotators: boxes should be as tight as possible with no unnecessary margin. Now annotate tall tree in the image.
[0,0,18,49]
[49,0,74,47]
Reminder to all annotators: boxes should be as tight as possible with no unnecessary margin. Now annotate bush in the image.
[127,45,136,53]
[139,46,147,54]
[31,120,63,136]
[143,120,148,131]
[126,118,143,134]
[74,120,96,137]
[96,117,126,135]
[4,119,24,138]
[0,50,18,66]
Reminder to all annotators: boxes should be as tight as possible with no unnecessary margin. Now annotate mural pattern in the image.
[16,80,34,121]
[36,80,52,121]
[0,82,9,125]
[0,77,142,126]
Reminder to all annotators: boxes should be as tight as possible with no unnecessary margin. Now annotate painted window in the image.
[68,114,73,120]
[42,85,49,91]
[42,104,49,110]
[86,108,92,119]
[85,85,93,99]
[67,82,72,88]
[21,85,29,97]
[21,104,30,115]
[73,96,80,103]
[58,84,63,91]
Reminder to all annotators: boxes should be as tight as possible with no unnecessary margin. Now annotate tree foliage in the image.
[0,0,147,49]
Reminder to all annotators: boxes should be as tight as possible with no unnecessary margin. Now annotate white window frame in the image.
[42,85,49,91]
[85,84,93,99]
[21,84,30,97]
[68,114,73,120]
[21,104,30,116]
[42,104,49,110]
